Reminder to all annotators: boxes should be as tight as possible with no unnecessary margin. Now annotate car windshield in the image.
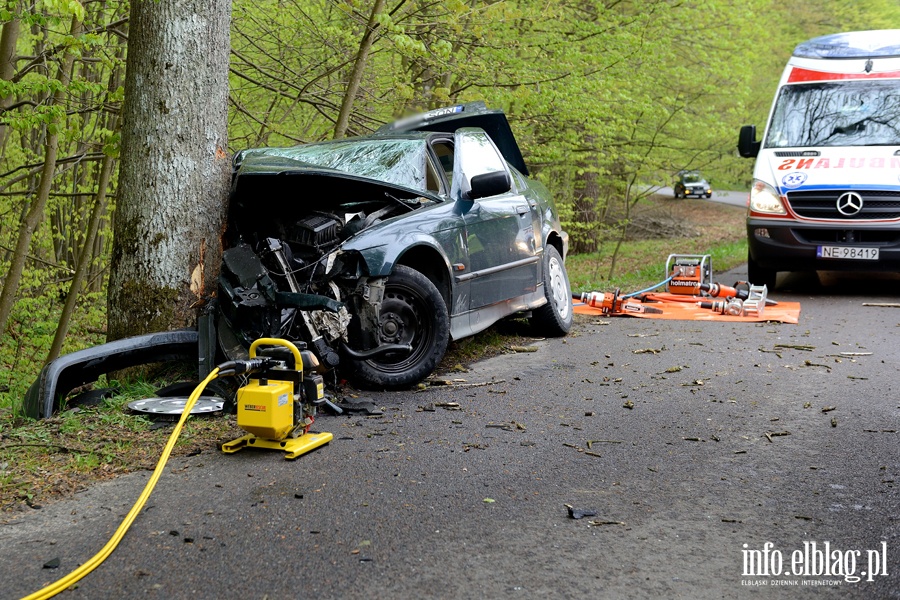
[682,173,703,183]
[255,138,430,191]
[765,80,900,148]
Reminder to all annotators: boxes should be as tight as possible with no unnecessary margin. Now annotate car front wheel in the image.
[530,245,573,337]
[349,265,450,389]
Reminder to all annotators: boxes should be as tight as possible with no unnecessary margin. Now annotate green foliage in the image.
[3,0,896,414]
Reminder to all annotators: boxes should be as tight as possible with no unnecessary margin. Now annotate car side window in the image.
[432,141,454,190]
[451,129,509,201]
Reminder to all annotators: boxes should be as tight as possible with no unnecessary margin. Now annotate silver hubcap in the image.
[547,256,570,320]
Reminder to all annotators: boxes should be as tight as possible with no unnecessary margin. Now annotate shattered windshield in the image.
[256,138,430,191]
[765,80,900,148]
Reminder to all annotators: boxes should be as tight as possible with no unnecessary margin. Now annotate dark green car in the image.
[221,102,573,389]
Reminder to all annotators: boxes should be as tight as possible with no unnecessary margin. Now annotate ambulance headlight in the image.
[749,180,786,215]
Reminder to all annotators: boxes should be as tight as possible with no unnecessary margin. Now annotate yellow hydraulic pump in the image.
[221,338,332,459]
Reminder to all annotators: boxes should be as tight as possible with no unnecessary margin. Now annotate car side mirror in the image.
[467,170,511,200]
[738,125,760,158]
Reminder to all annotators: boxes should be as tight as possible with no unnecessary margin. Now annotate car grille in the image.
[786,190,900,220]
[793,228,900,244]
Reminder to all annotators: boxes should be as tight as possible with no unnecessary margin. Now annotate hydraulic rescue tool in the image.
[698,297,745,316]
[699,281,749,300]
[221,337,333,459]
[22,339,335,600]
[578,289,663,315]
[665,254,712,295]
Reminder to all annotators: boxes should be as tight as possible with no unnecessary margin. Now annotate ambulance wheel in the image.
[747,252,777,289]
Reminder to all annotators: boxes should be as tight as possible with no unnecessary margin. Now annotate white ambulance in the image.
[738,30,900,288]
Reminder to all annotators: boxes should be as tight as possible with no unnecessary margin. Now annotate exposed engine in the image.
[218,192,417,375]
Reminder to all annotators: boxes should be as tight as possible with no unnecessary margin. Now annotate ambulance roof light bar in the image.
[793,30,900,60]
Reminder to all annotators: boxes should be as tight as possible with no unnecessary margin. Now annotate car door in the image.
[450,128,540,310]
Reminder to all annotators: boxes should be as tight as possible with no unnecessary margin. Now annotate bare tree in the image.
[107,0,232,342]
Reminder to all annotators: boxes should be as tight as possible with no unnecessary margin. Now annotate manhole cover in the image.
[127,396,224,415]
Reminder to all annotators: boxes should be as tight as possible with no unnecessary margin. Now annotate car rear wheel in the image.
[747,251,777,289]
[349,265,450,389]
[530,245,573,337]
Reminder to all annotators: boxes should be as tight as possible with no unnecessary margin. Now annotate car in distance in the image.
[673,170,712,199]
[220,101,573,389]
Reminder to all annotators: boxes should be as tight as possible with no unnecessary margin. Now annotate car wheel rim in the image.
[370,286,431,371]
[547,256,570,320]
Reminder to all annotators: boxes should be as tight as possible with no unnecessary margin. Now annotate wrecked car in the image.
[218,102,573,389]
[24,102,572,418]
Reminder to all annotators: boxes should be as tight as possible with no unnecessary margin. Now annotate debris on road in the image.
[764,431,791,442]
[565,504,598,520]
[586,440,622,448]
[634,347,664,354]
[775,344,815,351]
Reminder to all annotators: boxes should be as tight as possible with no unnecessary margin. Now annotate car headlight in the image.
[749,179,786,215]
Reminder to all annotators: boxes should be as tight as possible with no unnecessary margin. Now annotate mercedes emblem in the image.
[836,192,863,216]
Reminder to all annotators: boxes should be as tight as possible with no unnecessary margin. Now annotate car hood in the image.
[232,147,443,204]
[761,146,900,195]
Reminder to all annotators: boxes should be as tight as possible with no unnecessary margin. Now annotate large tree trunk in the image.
[107,0,231,343]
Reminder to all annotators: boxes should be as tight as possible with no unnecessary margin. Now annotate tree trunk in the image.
[333,0,386,139]
[0,17,81,340]
[47,145,116,363]
[107,0,232,344]
[0,7,20,151]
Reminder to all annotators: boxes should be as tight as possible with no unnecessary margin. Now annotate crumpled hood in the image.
[231,150,442,206]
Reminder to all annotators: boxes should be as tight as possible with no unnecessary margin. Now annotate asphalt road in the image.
[2,265,899,600]
[655,186,748,207]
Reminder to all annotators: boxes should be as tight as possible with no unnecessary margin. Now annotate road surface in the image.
[2,265,898,599]
[654,185,748,208]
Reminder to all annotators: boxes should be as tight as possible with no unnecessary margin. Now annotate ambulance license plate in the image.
[816,246,879,260]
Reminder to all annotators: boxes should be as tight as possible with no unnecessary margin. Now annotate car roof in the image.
[377,101,530,176]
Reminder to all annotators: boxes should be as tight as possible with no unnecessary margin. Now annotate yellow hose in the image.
[22,368,221,600]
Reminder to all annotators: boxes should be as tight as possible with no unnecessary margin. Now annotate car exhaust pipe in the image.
[341,342,413,360]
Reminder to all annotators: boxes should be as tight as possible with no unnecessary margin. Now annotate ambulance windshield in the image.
[764,80,900,148]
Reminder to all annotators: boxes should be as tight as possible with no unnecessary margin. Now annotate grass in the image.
[566,196,747,295]
[0,196,746,514]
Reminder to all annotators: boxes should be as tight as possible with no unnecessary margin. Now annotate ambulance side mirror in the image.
[738,125,760,158]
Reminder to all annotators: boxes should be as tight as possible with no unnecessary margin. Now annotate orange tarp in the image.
[573,292,801,324]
